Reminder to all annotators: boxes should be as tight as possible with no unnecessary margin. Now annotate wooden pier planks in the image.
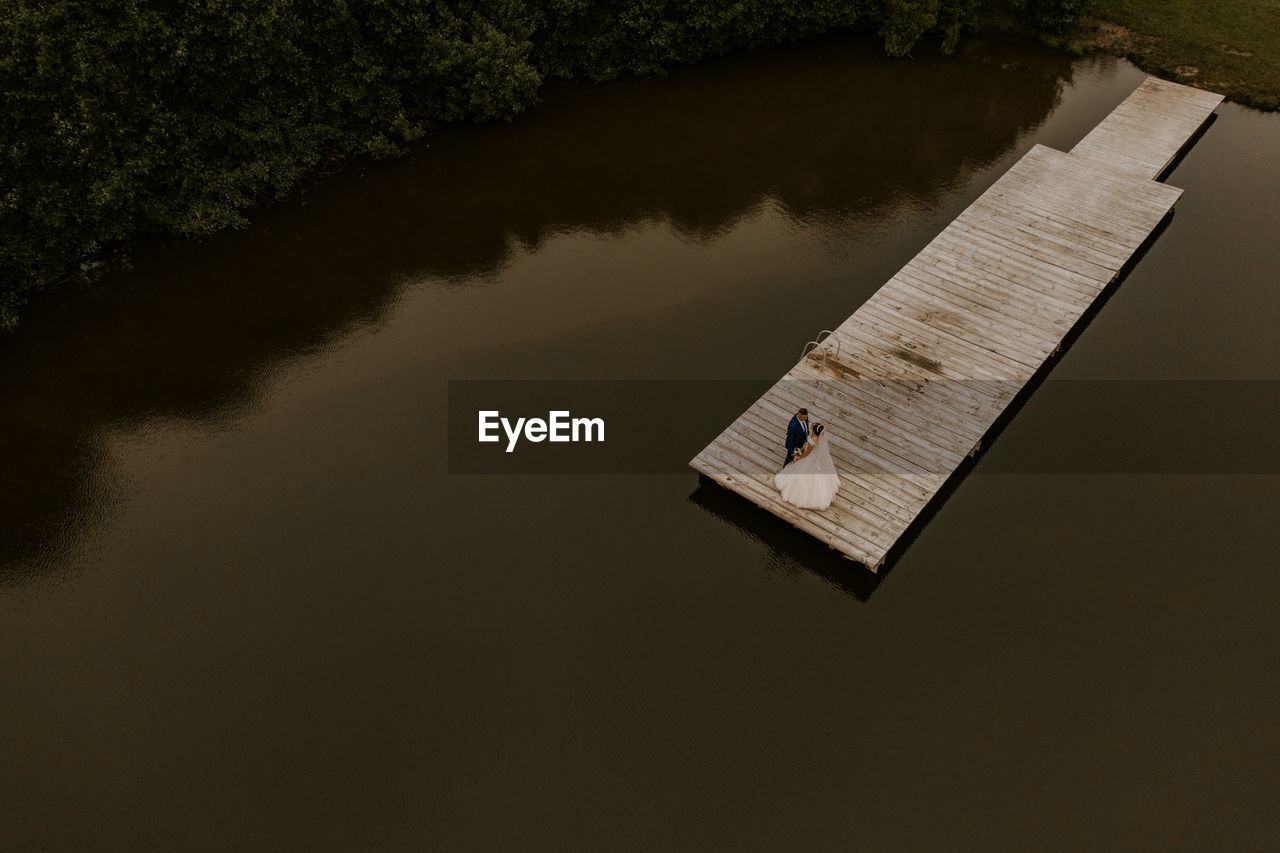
[690,77,1223,570]
[1070,76,1225,180]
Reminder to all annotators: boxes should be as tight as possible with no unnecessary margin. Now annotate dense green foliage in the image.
[0,0,1089,330]
[1012,0,1091,33]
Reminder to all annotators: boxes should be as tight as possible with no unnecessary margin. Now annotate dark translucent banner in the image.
[447,380,1280,475]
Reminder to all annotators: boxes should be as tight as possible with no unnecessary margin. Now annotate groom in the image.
[783,407,810,467]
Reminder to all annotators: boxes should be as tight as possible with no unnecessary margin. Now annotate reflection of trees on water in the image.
[0,34,1073,573]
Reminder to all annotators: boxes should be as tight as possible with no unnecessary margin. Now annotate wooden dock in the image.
[689,76,1223,570]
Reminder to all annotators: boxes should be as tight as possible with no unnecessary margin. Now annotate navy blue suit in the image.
[783,414,810,466]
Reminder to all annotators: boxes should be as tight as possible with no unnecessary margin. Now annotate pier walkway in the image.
[689,77,1223,569]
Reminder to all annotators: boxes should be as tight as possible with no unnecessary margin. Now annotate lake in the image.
[2,31,1277,849]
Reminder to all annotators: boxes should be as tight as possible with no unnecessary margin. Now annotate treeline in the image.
[0,0,1089,330]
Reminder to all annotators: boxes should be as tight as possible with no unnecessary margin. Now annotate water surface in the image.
[2,33,1278,849]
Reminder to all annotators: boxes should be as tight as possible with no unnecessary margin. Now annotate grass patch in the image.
[1080,1,1280,109]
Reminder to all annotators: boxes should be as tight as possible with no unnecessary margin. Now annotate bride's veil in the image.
[813,427,837,478]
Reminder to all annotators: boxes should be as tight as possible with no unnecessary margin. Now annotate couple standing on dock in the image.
[775,407,840,510]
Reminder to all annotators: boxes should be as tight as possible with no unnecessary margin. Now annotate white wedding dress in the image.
[774,433,840,510]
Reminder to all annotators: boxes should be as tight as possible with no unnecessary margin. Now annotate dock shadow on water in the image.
[687,477,892,600]
[0,33,1075,574]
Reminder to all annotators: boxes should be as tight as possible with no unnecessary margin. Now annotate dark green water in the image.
[2,33,1278,849]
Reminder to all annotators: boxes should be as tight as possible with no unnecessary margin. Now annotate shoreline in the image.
[1070,7,1279,112]
[4,11,1276,334]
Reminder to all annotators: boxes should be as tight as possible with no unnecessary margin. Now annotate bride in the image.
[774,423,840,510]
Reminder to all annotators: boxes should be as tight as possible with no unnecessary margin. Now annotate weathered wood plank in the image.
[782,369,977,463]
[688,76,1219,569]
[1072,79,1223,180]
